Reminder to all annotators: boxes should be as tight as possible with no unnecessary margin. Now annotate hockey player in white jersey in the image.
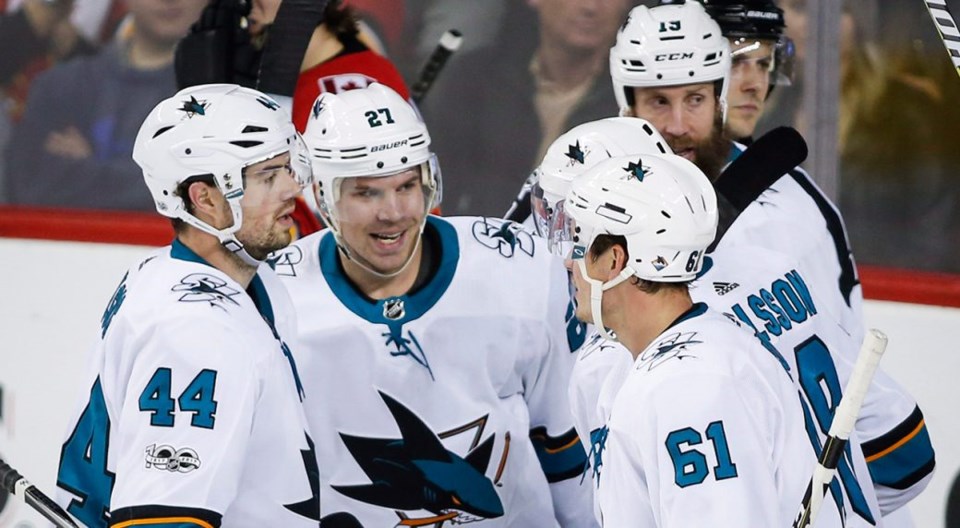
[610,1,934,521]
[518,117,672,478]
[559,152,814,526]
[270,83,595,527]
[55,84,321,528]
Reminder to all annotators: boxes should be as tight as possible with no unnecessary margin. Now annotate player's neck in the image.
[616,290,694,359]
[177,231,259,288]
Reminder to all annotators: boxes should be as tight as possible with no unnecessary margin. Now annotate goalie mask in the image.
[303,83,441,277]
[133,83,311,265]
[558,153,717,340]
[530,117,671,257]
[610,2,732,119]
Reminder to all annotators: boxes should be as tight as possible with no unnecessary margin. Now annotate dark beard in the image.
[692,115,731,182]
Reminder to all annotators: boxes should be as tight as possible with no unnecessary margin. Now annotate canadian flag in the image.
[318,74,378,94]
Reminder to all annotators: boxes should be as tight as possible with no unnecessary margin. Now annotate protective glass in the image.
[730,36,796,87]
[533,180,577,258]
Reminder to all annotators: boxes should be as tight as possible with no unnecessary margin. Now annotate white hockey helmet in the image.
[531,117,671,255]
[562,153,717,340]
[133,84,310,264]
[610,2,732,118]
[303,83,440,237]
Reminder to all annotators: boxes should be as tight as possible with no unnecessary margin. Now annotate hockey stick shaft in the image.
[925,0,960,77]
[792,329,888,528]
[0,458,78,528]
[411,29,463,104]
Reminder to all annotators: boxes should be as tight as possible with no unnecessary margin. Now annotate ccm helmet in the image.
[610,2,731,118]
[133,83,310,263]
[531,117,671,256]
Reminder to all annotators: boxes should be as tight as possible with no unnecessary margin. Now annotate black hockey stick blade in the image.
[715,126,808,212]
[256,0,329,97]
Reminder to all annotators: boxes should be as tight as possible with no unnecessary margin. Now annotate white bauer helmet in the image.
[302,83,440,276]
[133,83,311,265]
[531,117,672,256]
[610,1,732,119]
[561,153,718,340]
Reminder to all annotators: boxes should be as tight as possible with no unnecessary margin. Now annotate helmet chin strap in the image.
[179,205,265,268]
[577,259,636,342]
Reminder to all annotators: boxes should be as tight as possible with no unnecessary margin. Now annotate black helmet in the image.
[699,0,785,41]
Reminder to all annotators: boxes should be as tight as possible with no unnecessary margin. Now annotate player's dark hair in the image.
[589,234,689,294]
[172,174,216,233]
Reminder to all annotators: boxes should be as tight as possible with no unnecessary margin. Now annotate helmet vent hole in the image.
[656,229,666,234]
[377,161,385,169]
[661,210,671,219]
[704,32,713,39]
[185,148,192,155]
[401,156,408,163]
[657,73,663,80]
[322,128,327,135]
[705,53,717,61]
[241,125,268,133]
[153,126,174,139]
[230,140,264,148]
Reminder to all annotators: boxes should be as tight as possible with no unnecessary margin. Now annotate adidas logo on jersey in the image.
[713,282,740,296]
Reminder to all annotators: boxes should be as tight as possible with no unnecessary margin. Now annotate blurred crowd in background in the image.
[2,0,959,274]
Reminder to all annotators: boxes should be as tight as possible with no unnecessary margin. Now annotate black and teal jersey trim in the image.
[109,504,222,527]
[862,405,935,490]
[529,426,588,483]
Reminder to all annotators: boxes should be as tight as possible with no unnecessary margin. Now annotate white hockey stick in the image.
[792,329,888,528]
[0,458,78,527]
[925,0,960,77]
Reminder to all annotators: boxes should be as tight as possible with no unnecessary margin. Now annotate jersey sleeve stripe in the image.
[860,406,936,490]
[110,505,222,528]
[529,426,588,483]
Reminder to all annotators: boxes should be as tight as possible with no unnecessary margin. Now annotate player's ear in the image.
[608,244,629,279]
[187,181,222,221]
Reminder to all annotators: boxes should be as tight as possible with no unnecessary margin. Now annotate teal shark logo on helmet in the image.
[624,159,648,182]
[565,140,587,165]
[178,96,208,118]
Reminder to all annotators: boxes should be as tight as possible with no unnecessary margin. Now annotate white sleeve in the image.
[108,314,263,520]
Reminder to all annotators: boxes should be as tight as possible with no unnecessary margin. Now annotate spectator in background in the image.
[768,0,960,272]
[3,0,205,211]
[178,0,412,237]
[420,0,635,217]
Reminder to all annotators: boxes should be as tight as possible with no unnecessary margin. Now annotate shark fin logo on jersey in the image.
[172,273,241,310]
[331,391,505,525]
[144,444,201,473]
[383,327,433,380]
[101,272,128,338]
[565,140,588,165]
[284,433,322,522]
[178,96,208,118]
[585,426,609,487]
[638,331,702,370]
[472,218,535,258]
[267,245,303,277]
[383,298,406,320]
